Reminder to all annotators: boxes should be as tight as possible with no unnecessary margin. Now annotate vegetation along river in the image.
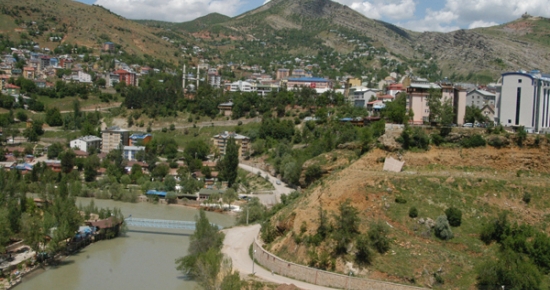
[15,198,235,290]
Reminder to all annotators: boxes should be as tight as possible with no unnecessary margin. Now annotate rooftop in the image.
[129,133,152,140]
[288,77,329,82]
[74,135,102,142]
[123,145,145,151]
[213,131,249,140]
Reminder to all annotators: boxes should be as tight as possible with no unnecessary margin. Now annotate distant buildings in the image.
[70,135,102,153]
[103,42,115,52]
[276,68,290,80]
[101,126,130,153]
[218,101,234,117]
[212,131,250,158]
[207,68,221,88]
[286,77,331,90]
[498,70,550,132]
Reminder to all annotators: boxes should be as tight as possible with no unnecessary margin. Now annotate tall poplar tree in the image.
[219,137,239,187]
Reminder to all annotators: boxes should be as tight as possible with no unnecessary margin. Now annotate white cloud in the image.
[468,20,498,29]
[340,0,416,20]
[93,0,244,22]
[403,0,550,32]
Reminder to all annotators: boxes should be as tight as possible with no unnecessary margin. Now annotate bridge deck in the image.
[124,217,222,231]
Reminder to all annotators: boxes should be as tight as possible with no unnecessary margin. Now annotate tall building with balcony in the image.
[212,131,250,158]
[101,126,130,153]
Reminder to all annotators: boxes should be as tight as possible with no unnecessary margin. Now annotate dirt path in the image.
[222,225,336,290]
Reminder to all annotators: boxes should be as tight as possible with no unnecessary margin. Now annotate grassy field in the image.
[36,95,111,112]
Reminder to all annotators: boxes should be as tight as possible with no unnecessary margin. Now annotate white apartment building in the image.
[70,135,102,153]
[467,89,496,109]
[123,146,145,161]
[498,71,550,132]
[229,81,255,92]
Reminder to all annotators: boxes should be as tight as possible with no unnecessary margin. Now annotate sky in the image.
[76,0,550,32]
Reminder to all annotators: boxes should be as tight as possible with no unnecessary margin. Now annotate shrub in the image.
[395,196,407,204]
[237,121,242,126]
[368,221,391,254]
[460,134,486,148]
[445,207,462,227]
[487,135,508,148]
[169,124,175,131]
[434,215,453,240]
[409,207,418,218]
[161,127,168,133]
[431,134,445,146]
[304,165,322,185]
[355,234,373,265]
[517,126,527,147]
[523,192,532,204]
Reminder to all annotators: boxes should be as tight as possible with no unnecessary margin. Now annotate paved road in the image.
[222,225,335,290]
[238,163,294,206]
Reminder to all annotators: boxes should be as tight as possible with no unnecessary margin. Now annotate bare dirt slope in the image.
[265,145,550,288]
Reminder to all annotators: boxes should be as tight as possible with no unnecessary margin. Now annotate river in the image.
[16,198,235,290]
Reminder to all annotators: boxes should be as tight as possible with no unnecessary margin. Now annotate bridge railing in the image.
[124,217,222,231]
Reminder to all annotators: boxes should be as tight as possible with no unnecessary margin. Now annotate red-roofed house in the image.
[5,84,20,95]
[387,83,404,97]
[23,67,35,79]
[377,94,395,103]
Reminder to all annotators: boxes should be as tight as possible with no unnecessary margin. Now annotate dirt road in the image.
[222,225,336,290]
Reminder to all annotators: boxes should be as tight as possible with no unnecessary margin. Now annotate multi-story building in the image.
[218,101,233,117]
[350,87,380,108]
[229,80,255,92]
[123,146,145,161]
[70,135,102,153]
[114,69,137,86]
[23,67,35,79]
[406,79,466,125]
[212,131,250,158]
[208,69,221,88]
[103,42,115,52]
[467,89,496,109]
[498,70,550,132]
[101,126,130,153]
[276,68,290,80]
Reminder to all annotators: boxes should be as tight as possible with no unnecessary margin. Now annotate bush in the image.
[487,135,508,148]
[460,134,486,148]
[395,196,407,204]
[355,234,373,265]
[409,207,418,218]
[431,134,445,146]
[161,127,168,133]
[368,221,391,254]
[523,192,532,204]
[434,215,453,240]
[169,124,175,131]
[445,207,462,227]
[304,165,322,185]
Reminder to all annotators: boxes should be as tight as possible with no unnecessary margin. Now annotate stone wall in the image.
[253,239,426,290]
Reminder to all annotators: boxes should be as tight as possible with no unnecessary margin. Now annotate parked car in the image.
[276,180,281,185]
[463,123,473,127]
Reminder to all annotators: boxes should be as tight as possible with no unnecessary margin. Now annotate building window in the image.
[515,87,521,125]
[518,79,522,83]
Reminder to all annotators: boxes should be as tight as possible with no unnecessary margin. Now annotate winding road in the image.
[238,163,294,206]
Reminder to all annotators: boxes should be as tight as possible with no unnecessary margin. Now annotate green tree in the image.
[445,207,462,227]
[477,249,542,290]
[304,164,322,185]
[382,92,408,124]
[368,221,391,254]
[59,149,76,173]
[0,208,12,253]
[426,88,442,124]
[222,188,238,211]
[355,234,373,265]
[434,215,454,240]
[517,126,527,147]
[84,155,100,182]
[45,107,63,127]
[48,142,64,159]
[219,137,239,187]
[333,199,360,254]
[175,210,225,288]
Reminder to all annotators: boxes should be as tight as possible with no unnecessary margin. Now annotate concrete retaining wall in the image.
[253,239,426,290]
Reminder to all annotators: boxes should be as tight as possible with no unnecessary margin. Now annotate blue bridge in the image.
[124,217,223,231]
